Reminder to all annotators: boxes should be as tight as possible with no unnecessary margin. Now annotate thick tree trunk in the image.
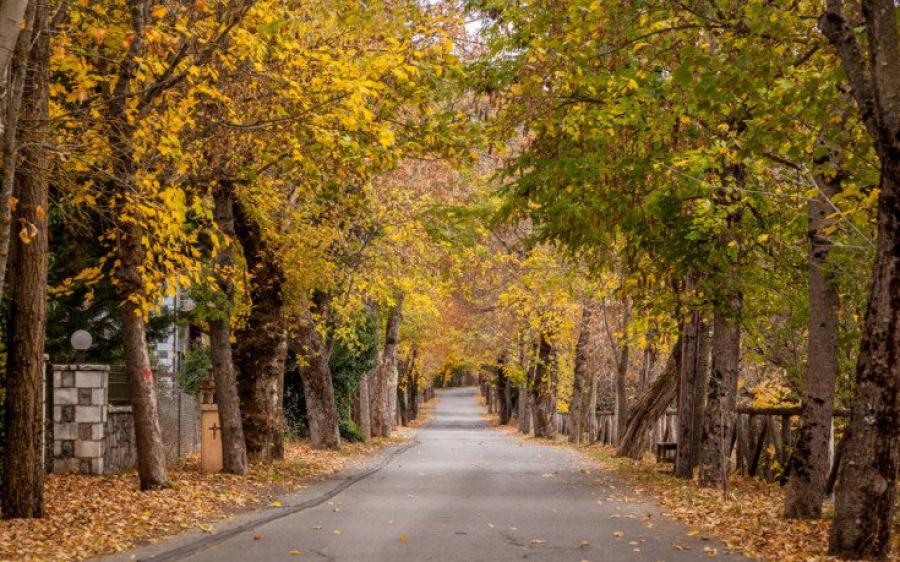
[819,5,900,556]
[784,167,841,519]
[0,0,28,78]
[233,199,287,461]
[1,0,46,516]
[617,338,681,460]
[371,298,402,437]
[531,334,556,438]
[828,166,900,558]
[698,290,742,489]
[208,180,247,475]
[570,303,597,444]
[675,307,709,479]
[352,370,372,439]
[0,1,34,299]
[295,311,340,450]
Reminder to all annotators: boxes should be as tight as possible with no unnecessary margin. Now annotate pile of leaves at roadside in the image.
[583,445,900,562]
[0,435,407,561]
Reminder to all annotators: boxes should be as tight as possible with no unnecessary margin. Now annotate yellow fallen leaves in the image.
[0,437,405,561]
[583,446,900,562]
[399,534,409,543]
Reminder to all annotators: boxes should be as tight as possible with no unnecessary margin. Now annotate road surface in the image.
[130,387,746,561]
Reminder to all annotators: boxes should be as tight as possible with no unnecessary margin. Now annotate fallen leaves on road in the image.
[0,436,406,561]
[583,445,900,561]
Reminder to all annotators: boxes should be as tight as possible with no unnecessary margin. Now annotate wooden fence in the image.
[554,405,847,483]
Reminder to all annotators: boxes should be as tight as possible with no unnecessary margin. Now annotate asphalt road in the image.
[136,387,747,561]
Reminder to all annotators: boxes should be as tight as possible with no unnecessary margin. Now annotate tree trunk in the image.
[531,334,556,438]
[371,298,402,437]
[497,364,511,425]
[1,0,46,516]
[0,0,28,79]
[409,369,419,420]
[352,370,372,439]
[570,303,597,444]
[784,165,841,519]
[295,310,340,450]
[828,164,900,558]
[208,180,247,475]
[617,338,682,460]
[233,198,287,461]
[675,305,709,479]
[0,1,34,299]
[518,380,531,434]
[517,334,532,434]
[819,4,900,556]
[614,338,630,444]
[698,290,742,489]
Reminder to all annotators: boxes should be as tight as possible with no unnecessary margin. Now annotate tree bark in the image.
[819,2,900,557]
[784,163,842,518]
[294,309,340,450]
[530,334,557,438]
[617,338,682,460]
[1,0,46,516]
[698,288,742,489]
[352,369,372,439]
[614,335,630,443]
[209,180,247,474]
[675,303,709,479]
[570,303,597,444]
[371,297,402,437]
[0,0,28,79]
[233,198,287,461]
[0,0,34,299]
[497,363,511,425]
[517,334,532,434]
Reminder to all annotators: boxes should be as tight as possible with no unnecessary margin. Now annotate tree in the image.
[2,0,47,518]
[819,1,900,557]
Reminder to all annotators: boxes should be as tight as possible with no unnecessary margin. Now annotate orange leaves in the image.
[0,438,405,561]
[580,446,900,562]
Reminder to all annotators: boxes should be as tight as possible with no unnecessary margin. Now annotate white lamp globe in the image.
[70,329,93,351]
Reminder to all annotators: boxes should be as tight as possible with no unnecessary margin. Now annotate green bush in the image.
[177,344,211,396]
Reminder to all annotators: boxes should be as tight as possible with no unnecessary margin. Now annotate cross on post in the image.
[209,422,221,440]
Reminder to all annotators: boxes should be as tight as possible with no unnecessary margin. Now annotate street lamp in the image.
[71,329,92,363]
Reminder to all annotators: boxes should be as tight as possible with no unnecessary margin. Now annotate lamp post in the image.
[70,329,92,363]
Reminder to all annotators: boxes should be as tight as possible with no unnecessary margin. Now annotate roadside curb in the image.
[95,439,418,562]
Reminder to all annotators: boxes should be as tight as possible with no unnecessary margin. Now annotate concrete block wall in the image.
[53,365,108,475]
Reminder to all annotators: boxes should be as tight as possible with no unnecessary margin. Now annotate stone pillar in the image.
[53,364,109,475]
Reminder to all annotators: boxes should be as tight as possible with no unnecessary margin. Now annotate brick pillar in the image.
[53,364,109,475]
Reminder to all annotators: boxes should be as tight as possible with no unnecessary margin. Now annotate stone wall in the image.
[104,406,136,473]
[52,365,108,475]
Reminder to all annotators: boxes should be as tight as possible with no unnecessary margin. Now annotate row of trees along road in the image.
[0,0,474,519]
[468,0,900,559]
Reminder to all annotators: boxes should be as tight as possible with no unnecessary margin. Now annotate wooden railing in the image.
[554,405,849,483]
